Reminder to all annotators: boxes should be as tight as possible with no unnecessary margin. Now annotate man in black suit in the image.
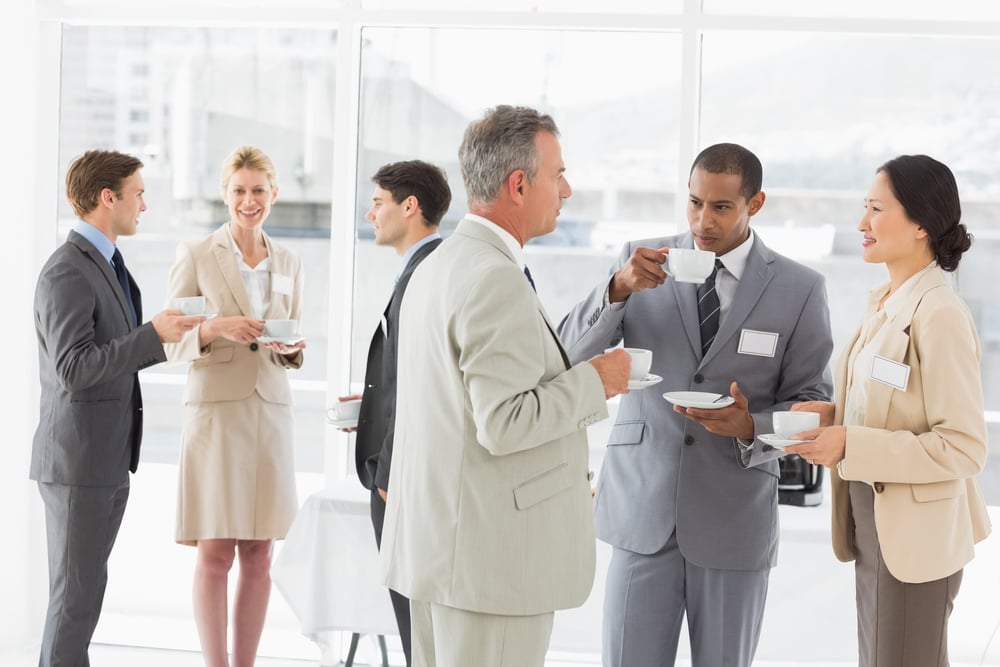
[31,150,202,666]
[337,159,451,666]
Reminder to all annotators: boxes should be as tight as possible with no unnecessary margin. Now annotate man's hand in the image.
[608,246,669,303]
[151,309,206,343]
[673,381,755,440]
[588,348,631,399]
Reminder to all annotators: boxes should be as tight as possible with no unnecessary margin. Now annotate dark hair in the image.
[65,150,144,218]
[690,143,762,202]
[878,154,971,272]
[372,160,452,227]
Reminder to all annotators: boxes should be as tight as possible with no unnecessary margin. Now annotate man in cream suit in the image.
[559,143,834,666]
[31,150,201,666]
[379,105,631,667]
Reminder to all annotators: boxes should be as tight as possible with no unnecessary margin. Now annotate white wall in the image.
[0,0,48,655]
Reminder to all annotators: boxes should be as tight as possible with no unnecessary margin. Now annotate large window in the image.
[24,2,1000,664]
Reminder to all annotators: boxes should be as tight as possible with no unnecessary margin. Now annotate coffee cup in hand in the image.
[772,411,820,438]
[667,248,716,284]
[264,319,298,338]
[607,347,652,380]
[329,398,362,422]
[170,296,206,316]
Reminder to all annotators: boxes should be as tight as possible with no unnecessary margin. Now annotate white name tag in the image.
[272,273,294,295]
[738,329,779,357]
[870,354,910,391]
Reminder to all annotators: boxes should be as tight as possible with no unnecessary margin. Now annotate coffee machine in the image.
[778,454,823,506]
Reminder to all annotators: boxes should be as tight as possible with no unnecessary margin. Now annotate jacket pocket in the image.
[192,345,234,368]
[514,462,571,510]
[911,479,962,502]
[607,420,645,446]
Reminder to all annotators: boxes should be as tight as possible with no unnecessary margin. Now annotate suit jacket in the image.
[830,265,991,583]
[558,232,834,571]
[163,225,303,403]
[31,230,166,486]
[355,237,442,492]
[380,218,609,616]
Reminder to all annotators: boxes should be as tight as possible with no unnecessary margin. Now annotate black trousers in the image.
[370,487,412,666]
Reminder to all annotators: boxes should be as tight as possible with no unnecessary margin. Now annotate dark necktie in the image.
[697,259,725,355]
[523,265,536,292]
[111,247,137,327]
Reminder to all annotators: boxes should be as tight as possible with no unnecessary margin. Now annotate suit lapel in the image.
[456,219,571,369]
[68,231,135,328]
[211,226,253,317]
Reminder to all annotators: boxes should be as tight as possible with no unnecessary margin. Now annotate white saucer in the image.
[628,373,663,390]
[662,391,735,409]
[257,335,305,345]
[758,433,811,449]
[327,415,358,429]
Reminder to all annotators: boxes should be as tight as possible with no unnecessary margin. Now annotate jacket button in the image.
[587,471,595,481]
[873,482,885,493]
[684,435,695,446]
[693,374,704,384]
[249,342,259,351]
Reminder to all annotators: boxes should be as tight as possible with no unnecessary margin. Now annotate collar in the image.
[716,229,756,279]
[876,261,939,321]
[73,219,115,264]
[464,213,525,269]
[400,232,442,273]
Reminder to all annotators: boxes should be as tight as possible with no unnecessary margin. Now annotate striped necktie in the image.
[112,247,137,327]
[697,259,724,355]
[523,265,536,292]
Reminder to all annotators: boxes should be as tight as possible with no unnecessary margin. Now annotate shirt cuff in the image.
[736,437,754,466]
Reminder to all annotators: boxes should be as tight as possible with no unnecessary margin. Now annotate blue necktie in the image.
[112,247,137,327]
[697,259,724,355]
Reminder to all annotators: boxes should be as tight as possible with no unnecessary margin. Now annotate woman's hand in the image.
[785,425,847,467]
[200,316,265,346]
[791,400,835,427]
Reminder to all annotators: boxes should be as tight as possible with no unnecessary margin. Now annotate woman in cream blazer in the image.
[789,154,990,667]
[164,146,305,667]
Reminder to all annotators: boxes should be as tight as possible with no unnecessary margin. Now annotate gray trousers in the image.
[850,481,963,667]
[37,479,130,667]
[603,532,769,667]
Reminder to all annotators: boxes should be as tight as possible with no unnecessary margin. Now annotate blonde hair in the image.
[220,145,278,196]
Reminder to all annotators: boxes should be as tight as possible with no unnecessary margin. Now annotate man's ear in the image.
[747,191,766,217]
[507,170,527,201]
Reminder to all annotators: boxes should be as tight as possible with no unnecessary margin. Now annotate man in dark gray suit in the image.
[337,159,451,666]
[31,150,202,667]
[559,143,834,667]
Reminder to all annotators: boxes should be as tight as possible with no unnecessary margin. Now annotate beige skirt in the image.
[175,393,298,546]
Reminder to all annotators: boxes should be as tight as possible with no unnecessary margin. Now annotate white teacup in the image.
[330,398,362,422]
[667,248,716,284]
[772,411,820,438]
[607,347,653,380]
[170,296,206,316]
[264,319,298,338]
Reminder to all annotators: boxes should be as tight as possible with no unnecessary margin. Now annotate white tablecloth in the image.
[272,480,396,640]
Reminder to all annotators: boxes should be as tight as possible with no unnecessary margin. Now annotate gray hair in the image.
[458,105,559,207]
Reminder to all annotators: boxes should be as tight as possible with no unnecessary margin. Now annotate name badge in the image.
[738,329,779,357]
[272,273,293,296]
[870,354,910,391]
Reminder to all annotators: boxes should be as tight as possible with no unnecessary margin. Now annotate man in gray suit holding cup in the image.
[559,143,834,667]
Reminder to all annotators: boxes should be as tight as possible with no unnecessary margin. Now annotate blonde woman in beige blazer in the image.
[164,146,305,667]
[789,154,990,667]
